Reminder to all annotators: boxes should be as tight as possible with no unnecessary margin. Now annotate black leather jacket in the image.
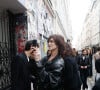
[78,55,91,70]
[33,55,64,90]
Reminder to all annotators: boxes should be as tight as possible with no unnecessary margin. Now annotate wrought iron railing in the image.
[0,10,15,90]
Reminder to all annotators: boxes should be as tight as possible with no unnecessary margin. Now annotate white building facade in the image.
[50,0,72,41]
[80,0,100,49]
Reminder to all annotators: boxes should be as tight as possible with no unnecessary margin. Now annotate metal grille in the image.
[0,10,15,89]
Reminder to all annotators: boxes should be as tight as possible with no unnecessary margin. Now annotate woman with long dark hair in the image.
[31,34,65,90]
[63,43,82,90]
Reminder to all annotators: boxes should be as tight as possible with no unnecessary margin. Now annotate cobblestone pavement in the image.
[87,77,95,90]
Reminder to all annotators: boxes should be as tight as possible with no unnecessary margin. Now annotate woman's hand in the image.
[31,47,41,61]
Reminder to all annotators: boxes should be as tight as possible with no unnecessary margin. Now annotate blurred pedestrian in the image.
[77,49,91,90]
[63,43,82,90]
[94,47,100,61]
[87,48,93,77]
[11,40,39,90]
[94,47,100,81]
[92,58,100,90]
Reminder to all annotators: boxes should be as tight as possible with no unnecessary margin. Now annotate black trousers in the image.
[80,70,88,88]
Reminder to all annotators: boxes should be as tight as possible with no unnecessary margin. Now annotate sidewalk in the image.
[87,57,96,90]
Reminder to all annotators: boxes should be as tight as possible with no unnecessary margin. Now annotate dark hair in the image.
[82,49,87,53]
[64,42,73,58]
[72,48,77,56]
[47,50,51,57]
[82,49,88,55]
[25,40,39,51]
[48,34,66,57]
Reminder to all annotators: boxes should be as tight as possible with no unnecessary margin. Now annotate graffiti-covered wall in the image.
[15,14,28,53]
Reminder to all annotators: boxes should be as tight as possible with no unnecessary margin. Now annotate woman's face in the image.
[48,38,58,51]
[82,50,87,55]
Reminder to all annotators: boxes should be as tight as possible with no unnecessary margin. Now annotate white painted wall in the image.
[51,0,72,41]
[80,0,100,48]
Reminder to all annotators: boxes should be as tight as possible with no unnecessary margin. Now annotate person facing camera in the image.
[77,49,91,90]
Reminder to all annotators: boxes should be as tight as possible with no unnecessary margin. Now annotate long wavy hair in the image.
[63,42,73,58]
[48,34,66,58]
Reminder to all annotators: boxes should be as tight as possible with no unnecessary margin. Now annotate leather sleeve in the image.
[35,58,64,88]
